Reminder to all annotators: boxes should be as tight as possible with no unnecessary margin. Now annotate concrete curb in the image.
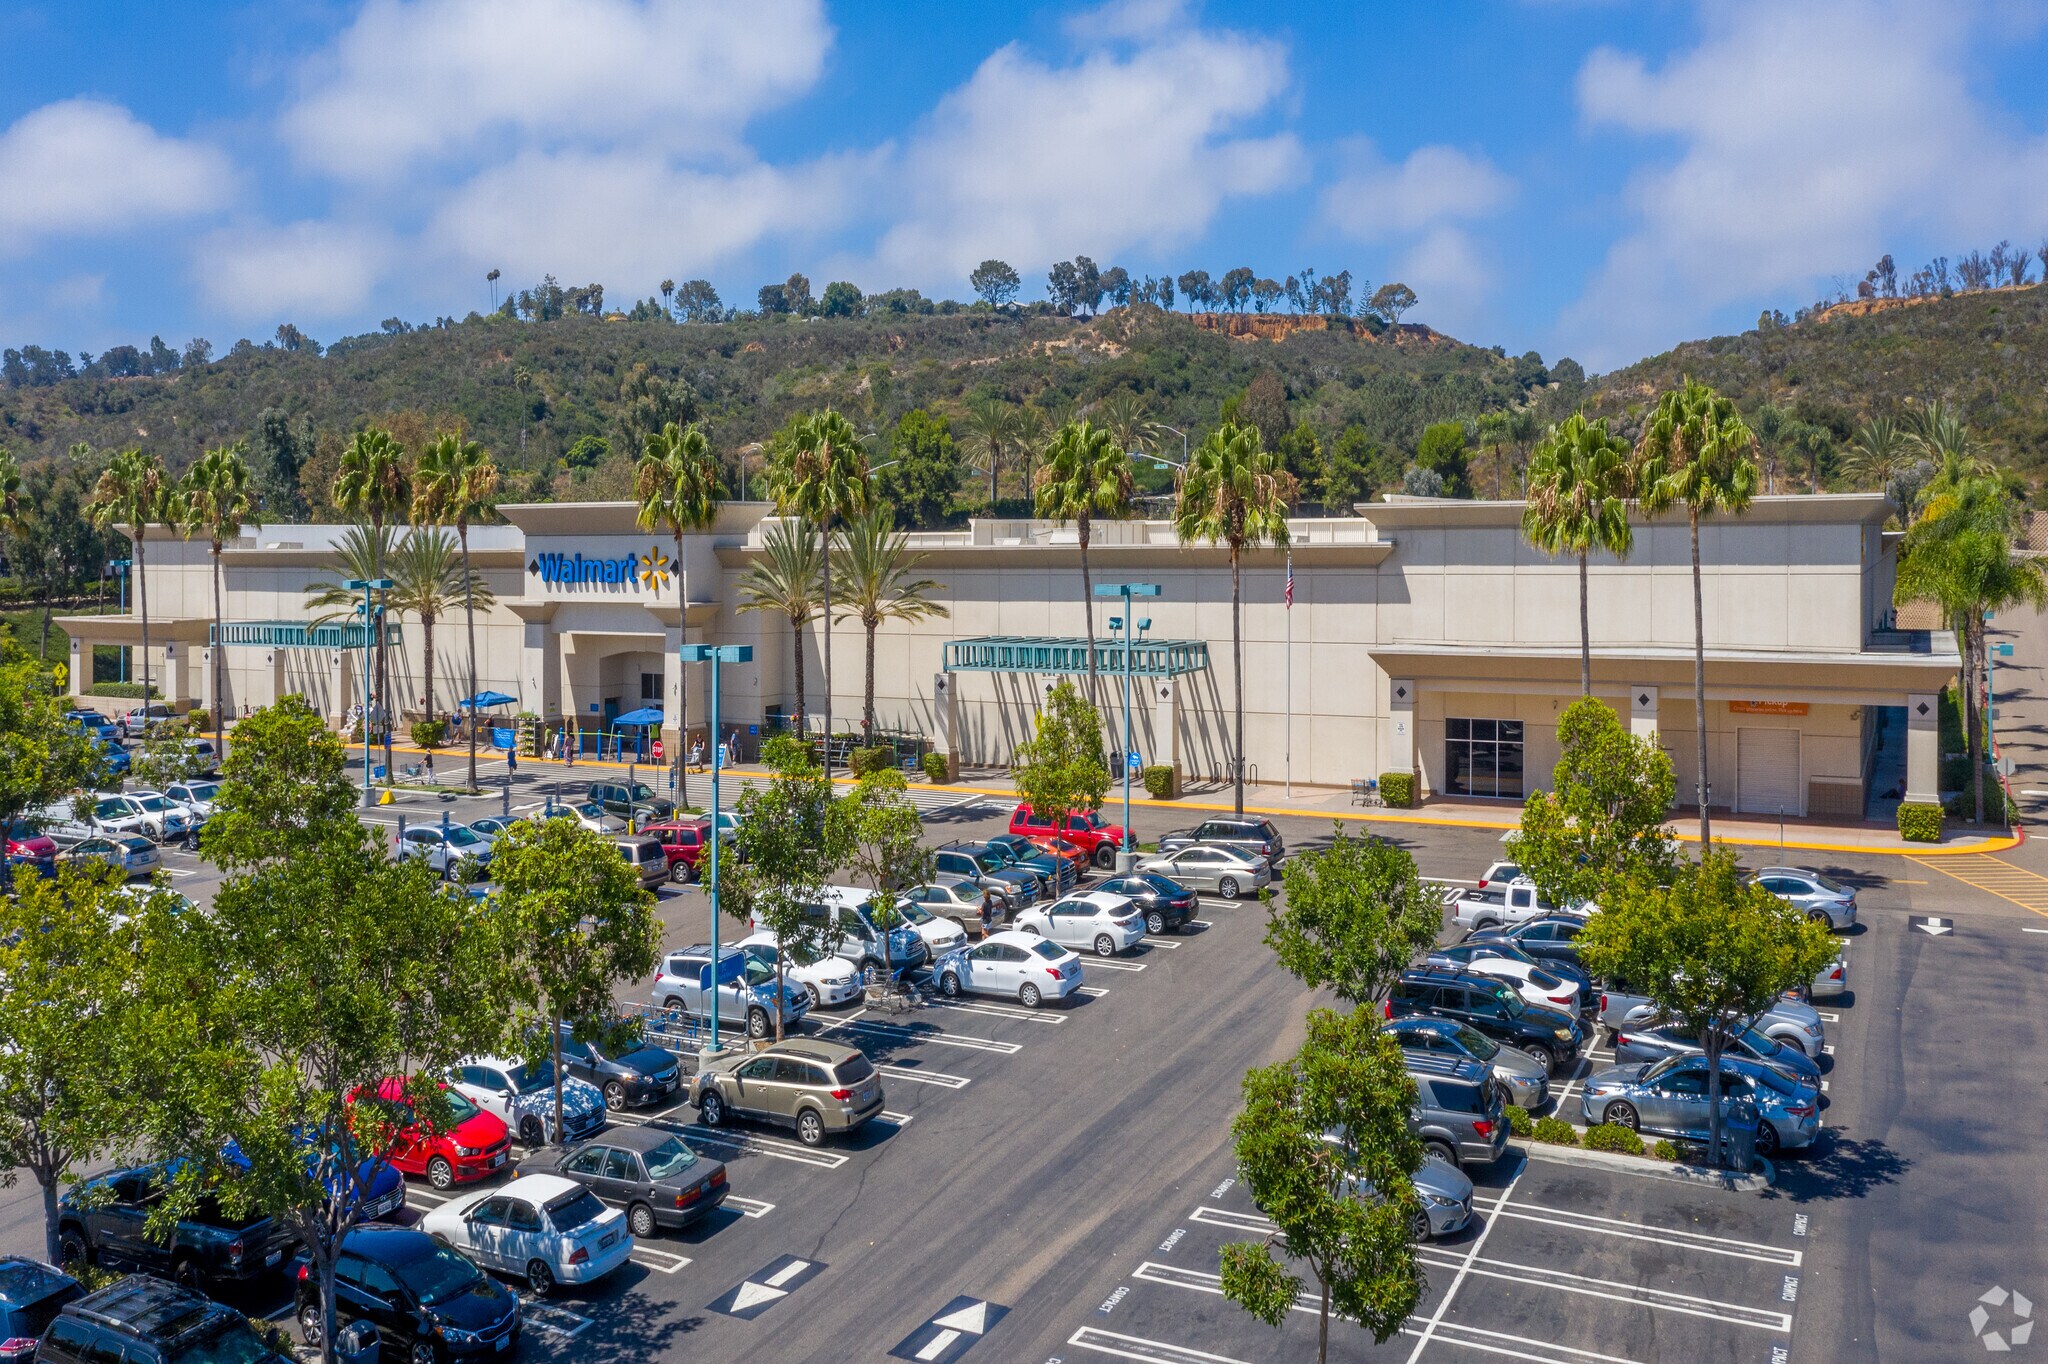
[1518,1138,1776,1191]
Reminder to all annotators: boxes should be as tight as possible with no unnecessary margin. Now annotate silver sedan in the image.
[1136,845,1272,899]
[1751,867,1857,930]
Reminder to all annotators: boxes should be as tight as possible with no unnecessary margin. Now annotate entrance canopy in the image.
[210,620,397,649]
[460,690,517,709]
[943,636,1209,677]
[613,706,665,726]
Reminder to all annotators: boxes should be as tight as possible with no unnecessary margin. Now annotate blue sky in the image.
[4,0,2048,371]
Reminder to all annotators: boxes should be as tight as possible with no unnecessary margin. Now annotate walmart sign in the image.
[528,547,673,591]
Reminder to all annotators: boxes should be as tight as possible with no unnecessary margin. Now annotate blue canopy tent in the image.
[459,691,519,749]
[613,706,665,761]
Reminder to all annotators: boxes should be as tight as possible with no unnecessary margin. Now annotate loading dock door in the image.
[1736,728,1803,816]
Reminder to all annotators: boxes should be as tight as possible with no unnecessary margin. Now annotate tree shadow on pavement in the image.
[1768,1132,1911,1204]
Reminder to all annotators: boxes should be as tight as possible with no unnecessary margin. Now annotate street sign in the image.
[1998,756,2017,778]
[1127,750,1142,771]
[1909,915,1954,937]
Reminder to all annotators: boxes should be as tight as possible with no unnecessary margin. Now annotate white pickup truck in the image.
[1450,877,1593,931]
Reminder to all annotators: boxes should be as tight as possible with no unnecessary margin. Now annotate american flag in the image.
[1284,551,1294,608]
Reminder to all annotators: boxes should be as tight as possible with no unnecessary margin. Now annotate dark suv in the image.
[552,1021,684,1110]
[292,1227,519,1362]
[933,845,1040,911]
[1156,816,1285,867]
[1387,968,1586,1074]
[585,780,676,825]
[1402,1053,1510,1168]
[38,1276,290,1364]
[58,1165,295,1289]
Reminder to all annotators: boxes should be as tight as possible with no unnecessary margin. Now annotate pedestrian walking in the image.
[506,740,518,775]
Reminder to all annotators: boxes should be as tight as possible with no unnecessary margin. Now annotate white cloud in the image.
[282,0,833,182]
[191,220,392,321]
[0,99,232,253]
[1320,139,1512,241]
[1558,0,2048,368]
[1063,0,1190,43]
[868,26,1303,290]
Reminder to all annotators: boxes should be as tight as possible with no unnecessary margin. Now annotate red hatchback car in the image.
[3,819,58,879]
[1009,805,1128,869]
[642,818,711,883]
[367,1076,511,1191]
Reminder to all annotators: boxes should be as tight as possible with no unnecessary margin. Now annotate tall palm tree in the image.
[1635,380,1760,844]
[1035,420,1134,684]
[1475,411,1512,499]
[831,508,950,740]
[635,422,723,804]
[1522,415,1635,696]
[1173,421,1298,814]
[1896,473,2043,824]
[769,410,868,776]
[1842,416,1914,504]
[383,527,494,731]
[735,520,824,734]
[1011,403,1050,494]
[179,445,251,755]
[1749,402,1790,495]
[1794,422,1834,494]
[415,432,501,789]
[306,524,400,724]
[963,398,1015,507]
[1090,391,1148,458]
[88,449,172,712]
[333,429,411,767]
[1503,407,1541,496]
[1909,399,1993,492]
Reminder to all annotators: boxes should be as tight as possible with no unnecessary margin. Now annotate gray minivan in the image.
[1403,1052,1511,1168]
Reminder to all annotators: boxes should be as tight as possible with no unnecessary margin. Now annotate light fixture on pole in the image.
[1095,582,1161,873]
[109,560,132,682]
[345,577,392,808]
[678,642,753,1054]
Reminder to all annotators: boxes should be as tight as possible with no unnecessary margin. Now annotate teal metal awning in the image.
[209,620,400,649]
[943,636,1209,677]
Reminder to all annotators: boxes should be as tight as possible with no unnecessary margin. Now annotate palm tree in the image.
[1090,391,1148,458]
[831,508,950,740]
[306,524,400,723]
[735,521,824,734]
[1522,415,1635,696]
[88,449,173,712]
[0,447,20,530]
[1035,420,1134,684]
[1896,473,2044,824]
[1909,399,1993,492]
[1749,402,1790,495]
[1635,380,1760,844]
[1011,403,1050,493]
[963,398,1015,507]
[1842,416,1916,508]
[1794,422,1834,494]
[179,445,251,755]
[415,432,501,790]
[1475,411,1512,498]
[635,422,723,804]
[1503,407,1541,496]
[768,410,869,776]
[384,527,494,732]
[333,429,411,766]
[1173,421,1298,814]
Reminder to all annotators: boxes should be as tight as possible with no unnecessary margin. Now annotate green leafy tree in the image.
[818,281,864,317]
[1263,826,1443,1008]
[1173,421,1297,813]
[768,410,869,773]
[1220,1008,1425,1363]
[1635,380,1760,844]
[385,527,494,731]
[1522,415,1635,695]
[332,428,412,774]
[1412,421,1469,497]
[838,768,935,977]
[1506,697,1677,911]
[488,817,661,1140]
[877,409,963,529]
[969,259,1021,308]
[735,520,824,735]
[0,638,105,824]
[1575,851,1839,1167]
[413,432,501,790]
[178,444,251,757]
[1011,680,1109,840]
[131,724,213,790]
[0,861,147,1261]
[723,743,847,1035]
[831,507,950,741]
[202,695,361,870]
[1035,420,1134,685]
[88,448,174,710]
[636,420,724,804]
[1369,281,1418,327]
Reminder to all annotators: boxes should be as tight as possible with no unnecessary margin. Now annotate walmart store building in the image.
[66,494,1958,820]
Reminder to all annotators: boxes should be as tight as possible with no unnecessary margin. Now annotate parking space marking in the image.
[1141,938,1182,949]
[667,1126,852,1169]
[880,1109,915,1125]
[822,1018,1024,1054]
[1078,986,1111,997]
[1468,1195,1802,1266]
[632,1246,692,1274]
[1187,919,1214,928]
[406,1187,452,1205]
[1817,1011,1840,1022]
[1066,1326,1251,1363]
[1405,1162,1525,1362]
[876,1063,973,1089]
[1084,959,1150,973]
[517,1300,593,1338]
[927,999,1067,1025]
[726,1194,775,1218]
[1412,1247,1793,1331]
[1426,1319,1651,1364]
[1189,1206,1273,1236]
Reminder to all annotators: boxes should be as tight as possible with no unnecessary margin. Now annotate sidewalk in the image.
[364,739,2020,858]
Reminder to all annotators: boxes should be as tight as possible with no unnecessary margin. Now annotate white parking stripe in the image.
[927,999,1066,1025]
[879,1110,915,1125]
[1142,938,1181,949]
[1817,1011,1840,1021]
[875,1064,972,1090]
[1427,1320,1651,1364]
[407,1187,452,1205]
[1077,986,1110,997]
[632,1247,691,1274]
[1411,1248,1792,1330]
[725,1195,775,1218]
[821,1018,1023,1054]
[1405,1162,1527,1362]
[1187,920,1214,928]
[1083,959,1150,973]
[666,1126,850,1169]
[1065,1327,1252,1363]
[1468,1196,1802,1266]
[1189,1206,1272,1235]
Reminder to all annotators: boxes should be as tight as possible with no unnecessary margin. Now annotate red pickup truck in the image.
[1008,804,1129,868]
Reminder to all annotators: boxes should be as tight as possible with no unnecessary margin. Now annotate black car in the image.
[585,781,676,825]
[552,1022,685,1110]
[1387,968,1586,1073]
[1094,873,1198,934]
[1155,816,1285,867]
[38,1275,289,1364]
[516,1126,729,1237]
[58,1165,295,1290]
[1462,915,1585,969]
[0,1258,82,1358]
[1425,940,1595,1017]
[293,1227,519,1363]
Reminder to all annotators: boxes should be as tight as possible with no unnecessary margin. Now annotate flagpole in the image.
[1285,545,1293,799]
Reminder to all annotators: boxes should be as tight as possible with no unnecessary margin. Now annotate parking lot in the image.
[7,752,2048,1362]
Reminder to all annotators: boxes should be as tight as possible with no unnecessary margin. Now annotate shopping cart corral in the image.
[616,1002,776,1076]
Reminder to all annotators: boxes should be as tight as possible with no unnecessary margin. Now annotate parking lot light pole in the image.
[1095,583,1160,873]
[345,578,392,809]
[109,560,132,682]
[679,643,753,1054]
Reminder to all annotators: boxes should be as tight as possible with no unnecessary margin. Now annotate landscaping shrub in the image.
[1897,801,1944,843]
[1531,1116,1579,1146]
[1141,764,1175,799]
[411,719,446,750]
[89,681,159,700]
[849,745,895,776]
[1584,1123,1646,1156]
[1942,787,2017,825]
[761,734,811,771]
[184,708,210,731]
[1505,1105,1533,1137]
[1652,1139,1682,1162]
[1378,770,1415,808]
[922,751,950,784]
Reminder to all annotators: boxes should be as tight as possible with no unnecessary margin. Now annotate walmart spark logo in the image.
[637,548,673,592]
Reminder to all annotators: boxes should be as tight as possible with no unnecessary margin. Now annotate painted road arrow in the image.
[1909,915,1955,936]
[710,1255,824,1320]
[889,1296,1009,1362]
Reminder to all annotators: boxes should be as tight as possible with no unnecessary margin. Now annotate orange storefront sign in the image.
[1729,700,1809,716]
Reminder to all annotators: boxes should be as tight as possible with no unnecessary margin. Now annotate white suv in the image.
[450,1055,606,1146]
[650,944,809,1039]
[1015,890,1146,957]
[735,931,864,1009]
